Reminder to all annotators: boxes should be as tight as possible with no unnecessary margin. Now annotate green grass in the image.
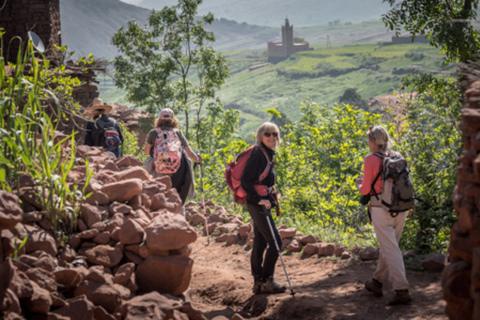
[99,39,449,136]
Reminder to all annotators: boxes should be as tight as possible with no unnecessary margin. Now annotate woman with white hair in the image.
[241,122,286,295]
[355,125,411,305]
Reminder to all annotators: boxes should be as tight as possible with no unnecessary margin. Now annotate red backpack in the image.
[225,146,271,205]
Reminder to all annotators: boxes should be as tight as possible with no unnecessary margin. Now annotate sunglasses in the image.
[264,132,278,138]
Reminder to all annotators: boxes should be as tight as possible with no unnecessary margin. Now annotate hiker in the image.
[84,98,124,158]
[241,122,286,295]
[355,125,412,305]
[144,108,202,210]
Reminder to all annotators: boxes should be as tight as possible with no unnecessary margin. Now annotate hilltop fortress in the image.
[267,19,310,62]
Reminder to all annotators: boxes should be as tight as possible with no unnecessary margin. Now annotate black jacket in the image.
[84,115,124,147]
[241,143,276,203]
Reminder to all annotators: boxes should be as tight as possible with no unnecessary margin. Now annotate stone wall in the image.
[442,73,480,319]
[0,0,61,62]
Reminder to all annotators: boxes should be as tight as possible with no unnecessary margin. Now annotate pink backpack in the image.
[153,128,182,174]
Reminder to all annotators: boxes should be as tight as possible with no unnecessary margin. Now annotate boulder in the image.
[287,239,302,253]
[278,227,297,239]
[238,224,252,239]
[303,243,319,255]
[23,282,52,314]
[121,291,180,319]
[85,245,123,268]
[115,155,144,168]
[318,243,336,256]
[145,213,197,252]
[136,255,193,296]
[101,179,143,203]
[74,277,121,313]
[298,234,317,245]
[359,246,379,261]
[119,219,145,245]
[80,203,103,228]
[113,166,151,182]
[422,253,446,272]
[53,268,84,288]
[22,224,57,256]
[0,191,23,230]
[9,268,33,299]
[150,189,182,214]
[52,295,95,320]
[25,267,57,292]
[109,202,133,215]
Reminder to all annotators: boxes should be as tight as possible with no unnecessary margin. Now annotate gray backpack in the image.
[371,151,415,216]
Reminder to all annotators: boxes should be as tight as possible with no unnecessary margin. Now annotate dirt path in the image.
[189,235,447,320]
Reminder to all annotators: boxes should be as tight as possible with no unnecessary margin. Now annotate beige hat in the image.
[86,98,112,116]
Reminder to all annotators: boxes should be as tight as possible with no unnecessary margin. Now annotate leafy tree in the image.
[382,0,480,64]
[338,88,368,110]
[111,0,229,139]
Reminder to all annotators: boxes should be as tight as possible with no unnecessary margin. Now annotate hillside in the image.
[60,0,395,59]
[59,0,276,58]
[98,40,449,135]
[129,0,391,27]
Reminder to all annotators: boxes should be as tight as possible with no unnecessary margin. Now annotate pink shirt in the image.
[359,154,384,196]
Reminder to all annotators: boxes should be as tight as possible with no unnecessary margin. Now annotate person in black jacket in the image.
[84,98,124,158]
[241,122,286,295]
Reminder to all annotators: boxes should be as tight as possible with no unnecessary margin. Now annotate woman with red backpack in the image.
[144,108,202,210]
[241,122,286,295]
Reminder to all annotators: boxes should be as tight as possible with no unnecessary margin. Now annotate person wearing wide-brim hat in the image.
[84,98,124,158]
[85,98,113,117]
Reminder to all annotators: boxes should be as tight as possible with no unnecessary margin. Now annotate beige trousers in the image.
[370,206,409,291]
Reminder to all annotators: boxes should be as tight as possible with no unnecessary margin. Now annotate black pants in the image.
[246,201,282,280]
[170,153,191,205]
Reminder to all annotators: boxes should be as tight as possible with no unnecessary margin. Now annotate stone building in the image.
[0,0,61,63]
[267,18,310,62]
[0,0,99,107]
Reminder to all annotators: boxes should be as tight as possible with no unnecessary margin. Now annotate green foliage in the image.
[119,122,144,160]
[0,30,92,238]
[382,0,480,63]
[11,236,28,260]
[338,88,368,110]
[273,102,382,245]
[389,77,461,253]
[111,0,229,140]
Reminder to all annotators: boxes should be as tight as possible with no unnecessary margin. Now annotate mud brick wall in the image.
[0,0,61,62]
[66,66,100,107]
[442,79,480,319]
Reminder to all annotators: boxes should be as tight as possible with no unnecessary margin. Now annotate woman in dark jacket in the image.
[241,122,286,295]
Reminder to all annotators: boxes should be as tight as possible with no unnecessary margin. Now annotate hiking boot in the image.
[260,277,286,294]
[252,277,264,294]
[388,289,412,305]
[365,278,383,297]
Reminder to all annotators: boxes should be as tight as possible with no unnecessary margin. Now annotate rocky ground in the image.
[188,234,447,320]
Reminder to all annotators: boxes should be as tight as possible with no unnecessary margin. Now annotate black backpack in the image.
[371,151,416,216]
[92,118,118,148]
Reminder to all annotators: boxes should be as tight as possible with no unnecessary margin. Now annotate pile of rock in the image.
[442,77,480,319]
[0,144,205,319]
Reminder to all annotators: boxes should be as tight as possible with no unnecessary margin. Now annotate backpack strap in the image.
[257,146,272,182]
[370,152,387,200]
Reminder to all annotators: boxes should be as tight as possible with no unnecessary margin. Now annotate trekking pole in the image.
[264,207,295,297]
[197,163,210,245]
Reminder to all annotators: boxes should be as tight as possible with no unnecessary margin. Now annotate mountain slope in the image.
[60,0,275,58]
[127,0,391,27]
